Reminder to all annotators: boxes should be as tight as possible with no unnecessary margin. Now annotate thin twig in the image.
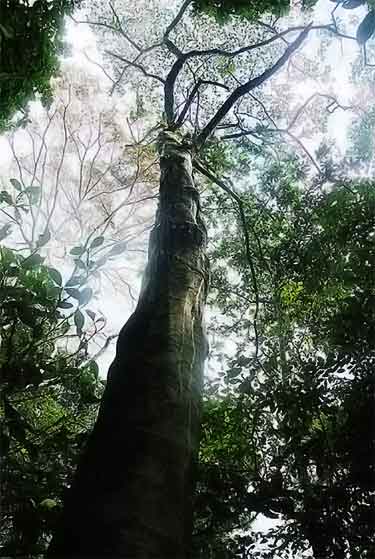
[196,25,312,145]
[193,160,260,358]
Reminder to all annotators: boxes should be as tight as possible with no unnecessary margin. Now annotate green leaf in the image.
[78,287,93,306]
[21,253,44,269]
[7,265,19,277]
[10,178,22,191]
[0,23,14,39]
[47,286,61,299]
[70,246,85,256]
[74,309,85,335]
[0,223,12,241]
[36,227,51,248]
[65,275,82,287]
[90,236,104,249]
[357,10,375,44]
[39,498,57,510]
[57,300,74,309]
[86,309,96,321]
[65,287,81,300]
[88,360,99,379]
[18,304,36,327]
[24,186,41,205]
[74,259,87,270]
[108,241,127,257]
[0,190,13,205]
[226,367,242,379]
[47,267,62,286]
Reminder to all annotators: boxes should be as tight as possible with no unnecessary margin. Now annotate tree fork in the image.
[48,131,210,559]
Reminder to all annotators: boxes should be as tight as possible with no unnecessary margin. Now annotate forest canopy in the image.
[0,0,374,558]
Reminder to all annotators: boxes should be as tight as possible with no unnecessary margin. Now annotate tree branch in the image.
[164,0,193,39]
[105,50,165,85]
[175,79,230,129]
[196,25,312,146]
[164,58,185,124]
[193,160,260,358]
[183,24,329,60]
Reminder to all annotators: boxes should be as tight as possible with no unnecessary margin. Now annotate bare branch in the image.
[105,50,165,85]
[70,14,119,35]
[84,51,116,85]
[45,90,71,230]
[182,24,332,60]
[197,24,313,146]
[164,0,193,39]
[193,160,260,358]
[109,2,144,53]
[165,58,185,124]
[288,92,357,130]
[175,79,230,129]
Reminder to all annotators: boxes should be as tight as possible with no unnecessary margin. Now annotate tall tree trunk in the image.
[48,131,209,558]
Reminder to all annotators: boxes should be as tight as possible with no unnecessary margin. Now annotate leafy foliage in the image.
[193,0,299,23]
[0,246,104,557]
[193,0,375,48]
[0,0,80,131]
[194,155,375,557]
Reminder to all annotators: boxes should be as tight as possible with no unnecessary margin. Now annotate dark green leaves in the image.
[21,253,45,269]
[0,244,104,558]
[108,241,127,257]
[193,0,291,23]
[57,300,73,309]
[343,0,365,8]
[90,236,104,249]
[0,223,12,241]
[0,0,78,132]
[47,267,62,286]
[74,309,85,335]
[10,178,22,191]
[357,10,375,44]
[65,287,81,300]
[87,360,99,379]
[0,190,13,205]
[70,245,85,256]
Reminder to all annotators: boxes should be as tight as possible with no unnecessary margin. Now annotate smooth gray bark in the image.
[47,131,209,558]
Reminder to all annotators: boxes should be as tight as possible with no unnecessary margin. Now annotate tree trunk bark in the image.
[47,131,209,559]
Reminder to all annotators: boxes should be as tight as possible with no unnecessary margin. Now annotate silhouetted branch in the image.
[193,160,260,358]
[196,25,312,145]
[105,50,165,85]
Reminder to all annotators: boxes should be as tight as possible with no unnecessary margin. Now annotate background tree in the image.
[192,153,375,557]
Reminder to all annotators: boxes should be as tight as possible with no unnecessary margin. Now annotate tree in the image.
[44,1,362,557]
